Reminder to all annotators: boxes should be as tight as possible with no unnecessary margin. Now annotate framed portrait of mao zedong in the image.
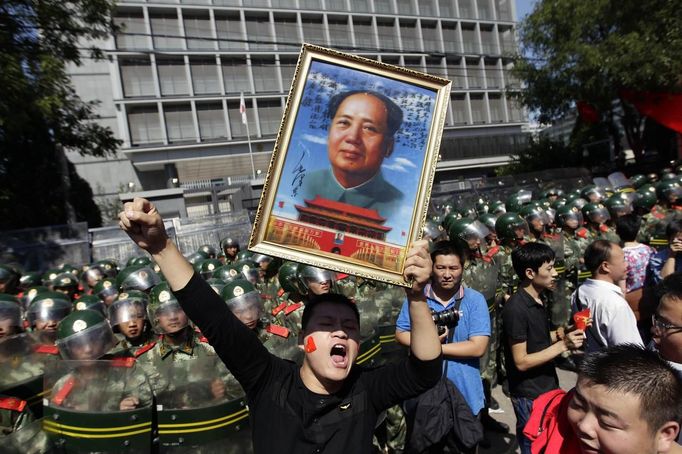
[249,44,451,287]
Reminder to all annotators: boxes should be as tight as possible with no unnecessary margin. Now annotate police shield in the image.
[153,356,251,453]
[42,359,154,453]
[465,259,500,303]
[542,233,571,327]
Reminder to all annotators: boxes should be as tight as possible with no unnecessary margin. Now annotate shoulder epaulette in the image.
[337,273,349,280]
[133,341,156,357]
[52,376,76,405]
[35,344,59,355]
[599,224,609,233]
[576,228,588,239]
[0,397,26,412]
[284,302,303,315]
[277,288,285,297]
[272,301,287,316]
[487,245,500,256]
[111,357,136,368]
[266,324,290,338]
[198,335,209,343]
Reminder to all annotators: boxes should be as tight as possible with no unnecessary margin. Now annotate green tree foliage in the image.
[0,0,121,230]
[512,0,682,162]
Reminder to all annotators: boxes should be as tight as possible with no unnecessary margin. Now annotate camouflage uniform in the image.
[255,321,304,365]
[0,396,33,437]
[136,329,243,402]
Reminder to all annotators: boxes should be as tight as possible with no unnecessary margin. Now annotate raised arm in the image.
[118,198,273,393]
[402,240,442,361]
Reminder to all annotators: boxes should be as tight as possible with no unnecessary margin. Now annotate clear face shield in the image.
[571,198,588,210]
[108,299,147,328]
[0,303,22,336]
[608,172,634,193]
[525,209,549,233]
[587,206,611,224]
[238,263,260,285]
[459,220,491,251]
[299,268,336,295]
[667,186,682,204]
[149,301,188,335]
[585,187,607,203]
[516,190,533,205]
[510,219,530,240]
[56,321,117,361]
[422,221,445,241]
[558,209,584,230]
[120,267,161,292]
[28,297,72,327]
[225,291,264,329]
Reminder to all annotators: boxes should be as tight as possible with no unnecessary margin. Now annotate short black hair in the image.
[578,344,682,434]
[655,272,682,307]
[666,219,682,241]
[511,242,555,279]
[301,293,360,331]
[584,239,614,274]
[327,90,404,138]
[430,240,465,265]
[615,214,641,243]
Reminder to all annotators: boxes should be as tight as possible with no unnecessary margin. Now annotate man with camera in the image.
[396,240,490,453]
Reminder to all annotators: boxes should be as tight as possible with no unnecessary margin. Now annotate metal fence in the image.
[0,210,253,272]
[0,223,90,272]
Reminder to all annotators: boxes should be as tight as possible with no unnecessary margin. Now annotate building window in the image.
[461,23,478,54]
[374,0,394,14]
[164,104,195,143]
[489,94,505,122]
[353,17,374,48]
[157,58,189,96]
[245,13,273,51]
[213,0,241,5]
[328,16,351,49]
[507,98,524,122]
[114,12,148,50]
[466,58,483,88]
[376,18,398,51]
[271,0,298,7]
[425,56,445,77]
[251,58,278,93]
[279,57,297,91]
[228,100,249,138]
[446,57,465,88]
[419,0,436,16]
[128,105,163,145]
[215,12,245,51]
[301,15,325,45]
[484,59,500,88]
[150,13,184,50]
[197,102,227,140]
[420,21,439,53]
[499,26,516,53]
[350,0,370,12]
[480,25,496,54]
[477,0,493,20]
[274,14,300,50]
[120,58,155,97]
[470,94,487,123]
[459,0,475,18]
[243,0,269,6]
[438,0,454,17]
[403,56,422,73]
[184,13,214,50]
[399,0,415,15]
[299,0,321,9]
[257,99,283,136]
[399,19,418,52]
[190,58,220,95]
[495,0,513,20]
[441,21,458,53]
[221,58,251,94]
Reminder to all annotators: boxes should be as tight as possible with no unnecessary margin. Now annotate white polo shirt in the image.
[570,278,643,353]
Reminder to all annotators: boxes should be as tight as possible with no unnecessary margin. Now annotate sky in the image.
[515,0,538,21]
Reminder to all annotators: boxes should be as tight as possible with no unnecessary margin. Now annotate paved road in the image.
[480,368,577,454]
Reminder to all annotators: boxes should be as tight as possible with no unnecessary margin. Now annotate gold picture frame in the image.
[249,44,451,287]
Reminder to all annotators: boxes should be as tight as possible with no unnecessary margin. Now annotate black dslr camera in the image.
[431,307,463,336]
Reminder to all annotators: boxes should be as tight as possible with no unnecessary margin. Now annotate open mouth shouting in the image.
[330,343,348,369]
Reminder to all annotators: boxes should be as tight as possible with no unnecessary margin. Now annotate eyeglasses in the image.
[652,314,682,333]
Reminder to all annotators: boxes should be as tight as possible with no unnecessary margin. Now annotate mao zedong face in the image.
[327,93,394,189]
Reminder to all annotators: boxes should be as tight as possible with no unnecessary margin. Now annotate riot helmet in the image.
[197,244,218,259]
[448,218,490,251]
[51,272,80,299]
[93,278,119,306]
[604,195,633,219]
[656,180,682,204]
[27,291,72,331]
[556,205,584,230]
[56,310,116,361]
[220,279,263,330]
[0,265,20,294]
[235,260,260,284]
[495,212,529,243]
[213,264,241,284]
[0,294,23,338]
[108,295,148,338]
[581,185,606,203]
[298,265,335,295]
[126,256,152,268]
[505,189,532,213]
[116,265,161,293]
[582,203,611,224]
[278,262,303,295]
[148,283,188,334]
[73,295,107,317]
[199,259,223,280]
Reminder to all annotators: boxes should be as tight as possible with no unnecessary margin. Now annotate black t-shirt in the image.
[174,273,442,454]
[502,288,559,399]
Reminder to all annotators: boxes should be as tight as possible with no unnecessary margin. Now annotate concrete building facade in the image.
[67,0,528,218]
